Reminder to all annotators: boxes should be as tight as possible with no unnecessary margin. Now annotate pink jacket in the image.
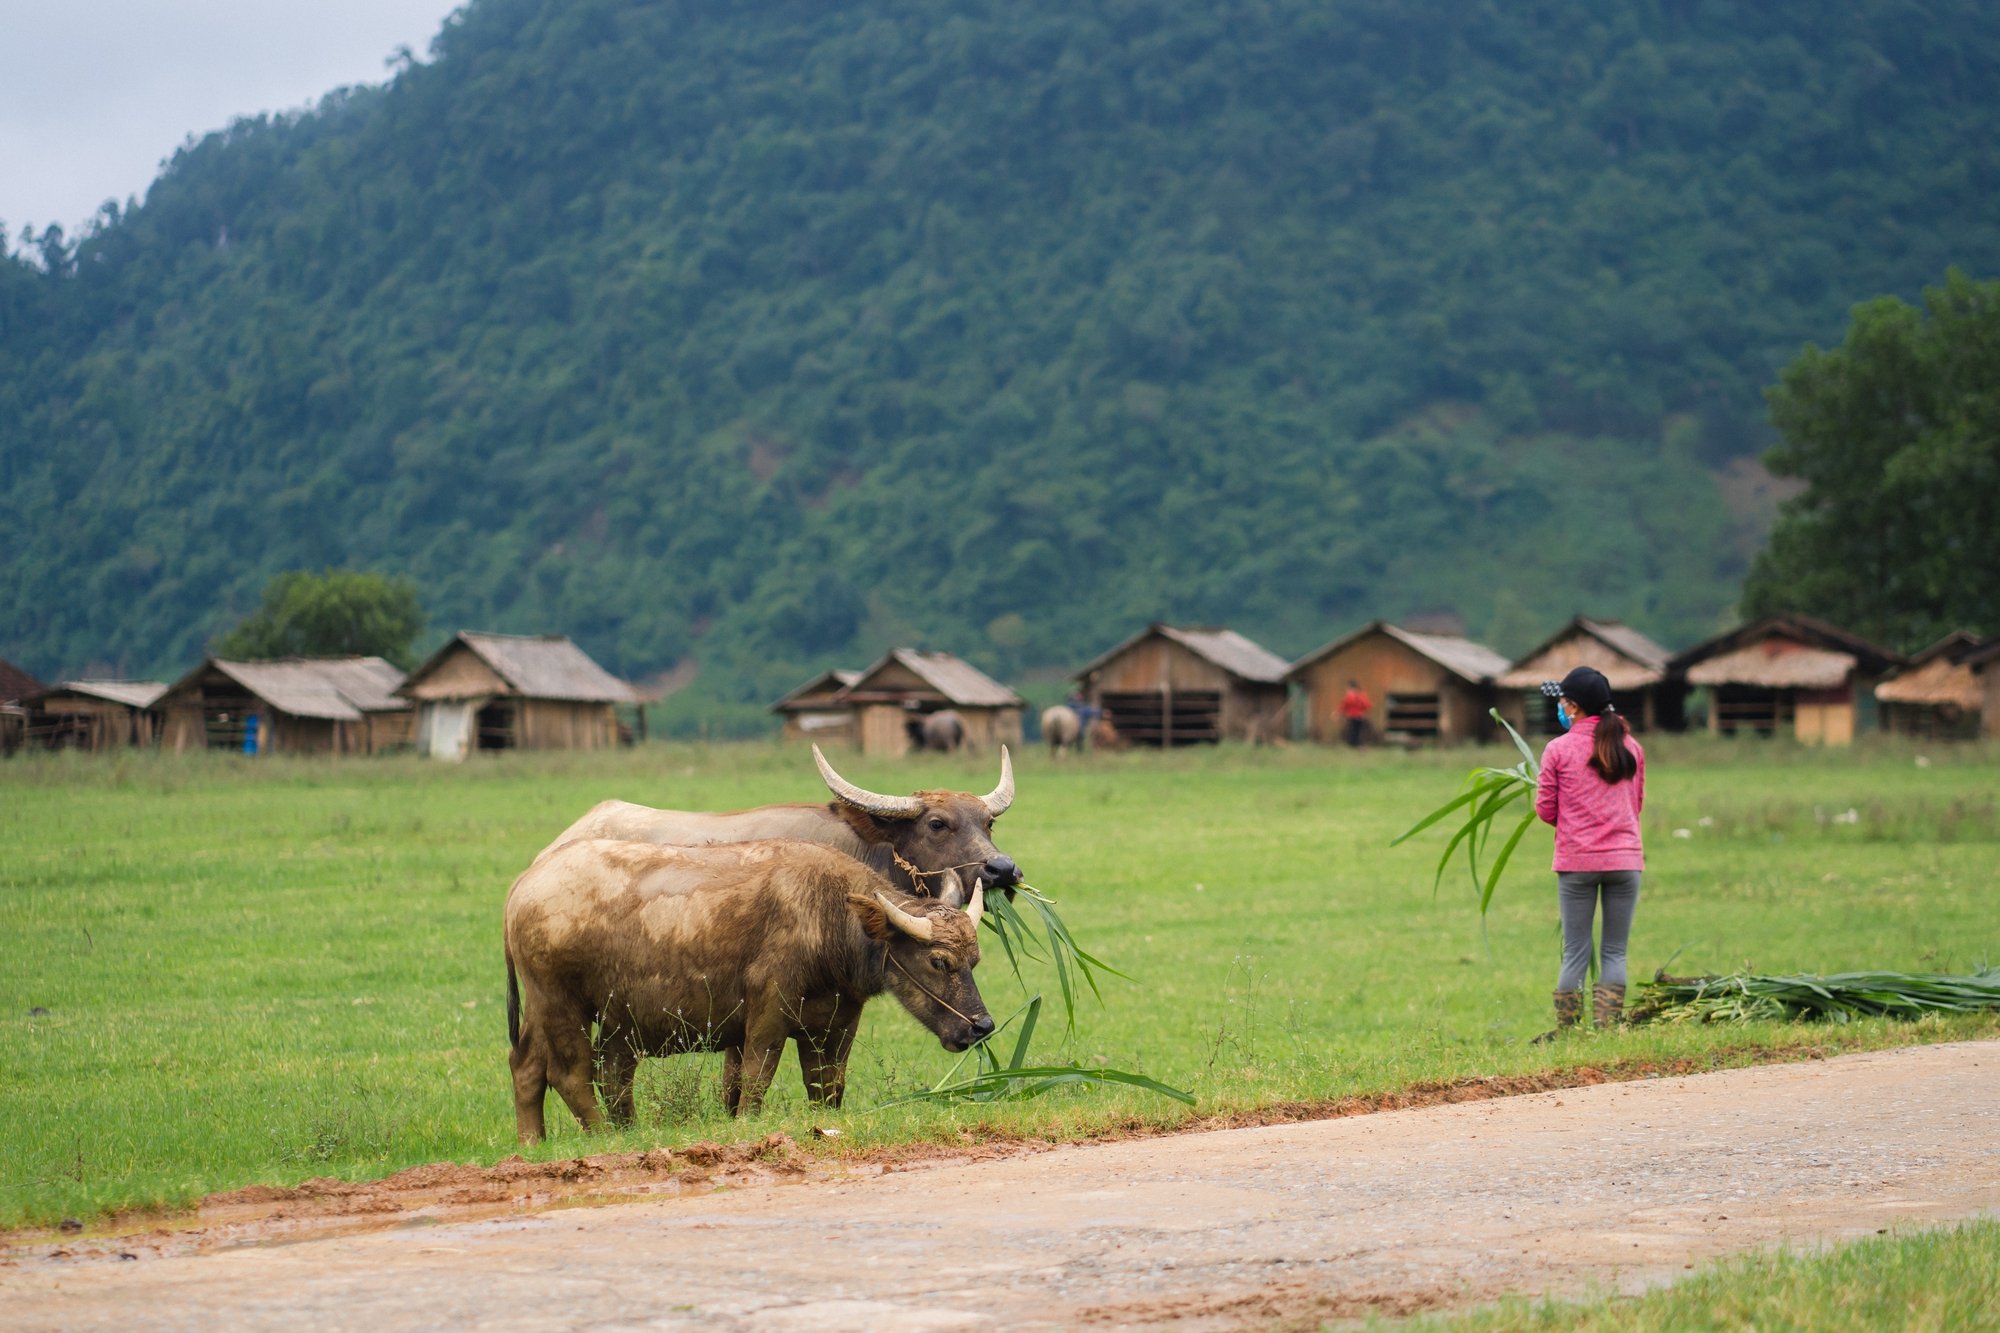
[1534,716,1645,872]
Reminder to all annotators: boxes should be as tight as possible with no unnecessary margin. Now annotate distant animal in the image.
[538,745,1024,901]
[1088,716,1127,751]
[1041,705,1080,754]
[505,839,992,1141]
[921,709,966,752]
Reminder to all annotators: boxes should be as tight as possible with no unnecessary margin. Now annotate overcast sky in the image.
[1,1,464,242]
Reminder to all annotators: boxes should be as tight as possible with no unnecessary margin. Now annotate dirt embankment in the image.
[3,1037,1904,1262]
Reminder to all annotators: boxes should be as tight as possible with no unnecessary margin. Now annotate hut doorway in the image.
[476,700,517,751]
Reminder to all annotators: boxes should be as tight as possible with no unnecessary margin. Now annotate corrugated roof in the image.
[1496,617,1672,690]
[771,668,862,712]
[1684,640,1855,690]
[1290,621,1510,684]
[1076,623,1292,685]
[206,657,409,721]
[848,649,1022,707]
[407,632,639,703]
[0,657,45,705]
[35,680,169,710]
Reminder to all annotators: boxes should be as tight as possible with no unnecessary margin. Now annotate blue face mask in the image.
[1556,702,1573,730]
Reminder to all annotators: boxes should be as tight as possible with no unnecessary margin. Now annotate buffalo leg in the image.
[543,1007,605,1133]
[509,1029,549,1145]
[595,1033,640,1127]
[721,1047,743,1115]
[732,996,792,1115]
[795,997,860,1107]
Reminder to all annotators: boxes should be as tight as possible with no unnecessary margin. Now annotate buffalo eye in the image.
[928,817,949,831]
[930,955,951,974]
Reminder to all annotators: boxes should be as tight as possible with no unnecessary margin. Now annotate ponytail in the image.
[1589,709,1638,784]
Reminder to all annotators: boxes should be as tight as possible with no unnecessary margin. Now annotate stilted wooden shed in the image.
[1495,617,1681,734]
[1,657,45,755]
[20,680,168,750]
[839,650,1023,757]
[399,631,639,760]
[1669,614,1903,744]
[159,657,412,755]
[1874,632,1986,740]
[771,668,863,745]
[1074,623,1291,746]
[1288,621,1510,745]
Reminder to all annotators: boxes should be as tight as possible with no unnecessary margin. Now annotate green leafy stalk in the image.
[979,883,1129,1036]
[1632,967,2000,1025]
[873,995,1194,1109]
[1392,708,1546,921]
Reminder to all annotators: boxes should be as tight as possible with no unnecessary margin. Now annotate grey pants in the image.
[1557,870,1641,992]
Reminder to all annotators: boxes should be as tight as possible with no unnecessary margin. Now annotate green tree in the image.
[213,570,426,667]
[1743,270,2000,648]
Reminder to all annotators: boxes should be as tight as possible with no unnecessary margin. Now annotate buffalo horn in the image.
[874,891,936,942]
[938,869,965,908]
[815,745,924,819]
[981,745,1015,817]
[964,877,985,930]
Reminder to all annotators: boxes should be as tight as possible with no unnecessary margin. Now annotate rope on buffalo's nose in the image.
[890,853,989,894]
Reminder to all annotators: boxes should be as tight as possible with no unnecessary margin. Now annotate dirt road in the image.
[6,1040,1997,1330]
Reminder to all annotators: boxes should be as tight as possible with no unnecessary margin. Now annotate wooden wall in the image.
[404,648,508,700]
[1295,634,1492,744]
[515,699,619,751]
[25,698,159,750]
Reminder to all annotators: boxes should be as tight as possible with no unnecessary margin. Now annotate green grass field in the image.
[2,738,1997,1227]
[1401,1218,2000,1331]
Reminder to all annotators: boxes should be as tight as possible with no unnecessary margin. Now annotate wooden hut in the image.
[20,680,168,750]
[771,668,863,745]
[1288,621,1511,745]
[1495,617,1680,735]
[839,649,1023,757]
[1874,632,1986,740]
[159,657,412,755]
[1957,638,2000,741]
[1074,623,1291,746]
[399,631,638,760]
[1,657,45,755]
[1669,614,1902,744]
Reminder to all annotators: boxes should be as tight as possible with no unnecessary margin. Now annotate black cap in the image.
[1542,666,1612,715]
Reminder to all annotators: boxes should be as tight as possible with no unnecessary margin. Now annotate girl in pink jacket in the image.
[1533,666,1644,1038]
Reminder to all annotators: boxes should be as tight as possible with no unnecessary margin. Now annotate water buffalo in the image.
[920,709,966,752]
[505,838,992,1142]
[1041,705,1080,755]
[541,746,1024,901]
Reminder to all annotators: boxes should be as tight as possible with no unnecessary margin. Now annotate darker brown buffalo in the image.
[540,746,1024,902]
[504,838,992,1143]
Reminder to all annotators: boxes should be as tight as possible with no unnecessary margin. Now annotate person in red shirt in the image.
[1337,679,1372,748]
[1532,666,1644,1040]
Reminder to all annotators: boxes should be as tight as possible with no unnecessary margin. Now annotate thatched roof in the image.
[1671,614,1902,687]
[770,668,862,713]
[1077,623,1292,685]
[167,657,408,721]
[0,657,45,705]
[403,632,639,704]
[847,649,1022,708]
[1497,617,1673,690]
[1875,632,1986,709]
[1288,621,1511,685]
[30,680,169,710]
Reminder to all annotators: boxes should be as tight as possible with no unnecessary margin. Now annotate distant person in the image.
[1066,690,1101,751]
[1533,666,1644,1041]
[1338,679,1372,747]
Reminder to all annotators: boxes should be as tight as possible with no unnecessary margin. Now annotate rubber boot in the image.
[1532,990,1582,1044]
[1593,983,1626,1029]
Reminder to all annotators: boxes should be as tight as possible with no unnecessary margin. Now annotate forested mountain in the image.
[4,0,1998,726]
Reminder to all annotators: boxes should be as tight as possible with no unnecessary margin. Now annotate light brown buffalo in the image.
[541,746,1023,901]
[1040,705,1080,754]
[505,838,992,1142]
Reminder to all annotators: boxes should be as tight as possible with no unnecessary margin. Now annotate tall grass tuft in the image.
[1391,709,1546,925]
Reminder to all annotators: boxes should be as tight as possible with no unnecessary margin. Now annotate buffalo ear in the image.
[846,892,892,942]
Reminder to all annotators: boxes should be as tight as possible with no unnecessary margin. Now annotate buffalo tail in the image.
[506,951,520,1047]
